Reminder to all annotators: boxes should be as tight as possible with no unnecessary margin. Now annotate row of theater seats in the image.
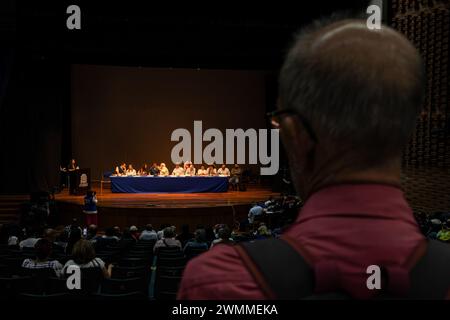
[0,240,208,300]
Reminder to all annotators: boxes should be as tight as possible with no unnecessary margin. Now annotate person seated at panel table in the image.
[206,164,217,176]
[138,163,148,176]
[217,164,230,176]
[149,163,160,176]
[172,163,185,176]
[114,162,127,176]
[185,163,196,176]
[126,164,137,176]
[183,160,192,172]
[159,163,169,176]
[197,165,207,176]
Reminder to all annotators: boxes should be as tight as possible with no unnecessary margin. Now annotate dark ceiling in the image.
[4,1,370,70]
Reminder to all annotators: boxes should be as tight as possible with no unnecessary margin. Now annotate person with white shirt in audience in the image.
[172,163,185,176]
[159,163,169,176]
[185,163,196,176]
[206,164,217,176]
[126,164,137,176]
[197,165,207,176]
[20,229,41,249]
[139,224,158,241]
[217,164,230,176]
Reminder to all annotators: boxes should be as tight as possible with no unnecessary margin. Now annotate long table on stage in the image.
[110,176,229,193]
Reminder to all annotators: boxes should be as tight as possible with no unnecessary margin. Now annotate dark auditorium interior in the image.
[0,0,450,303]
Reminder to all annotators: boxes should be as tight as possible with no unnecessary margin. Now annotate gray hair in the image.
[279,18,425,164]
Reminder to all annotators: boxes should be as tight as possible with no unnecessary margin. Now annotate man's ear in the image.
[280,115,316,197]
[281,116,315,159]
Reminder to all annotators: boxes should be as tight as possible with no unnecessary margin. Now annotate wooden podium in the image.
[69,168,91,195]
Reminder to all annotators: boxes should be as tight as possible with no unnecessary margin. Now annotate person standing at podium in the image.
[67,159,79,171]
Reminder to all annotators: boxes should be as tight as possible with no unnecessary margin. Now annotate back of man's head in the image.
[279,18,425,167]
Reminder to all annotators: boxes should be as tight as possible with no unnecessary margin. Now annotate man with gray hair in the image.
[178,17,450,299]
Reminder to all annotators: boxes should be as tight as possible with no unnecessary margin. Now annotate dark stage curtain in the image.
[0,52,64,194]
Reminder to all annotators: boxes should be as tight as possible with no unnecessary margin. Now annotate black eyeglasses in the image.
[266,109,318,143]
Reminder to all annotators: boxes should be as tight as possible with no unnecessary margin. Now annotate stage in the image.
[54,185,278,230]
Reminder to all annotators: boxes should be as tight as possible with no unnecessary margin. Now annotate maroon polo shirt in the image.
[177,184,433,300]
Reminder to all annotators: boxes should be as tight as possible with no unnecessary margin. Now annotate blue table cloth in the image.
[110,176,229,193]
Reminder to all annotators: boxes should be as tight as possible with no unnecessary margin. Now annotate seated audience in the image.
[184,229,208,254]
[154,227,182,253]
[65,227,82,255]
[176,224,194,246]
[63,239,112,279]
[5,224,21,247]
[53,229,68,250]
[117,229,136,250]
[139,224,158,241]
[22,238,63,277]
[86,224,99,242]
[248,203,265,224]
[113,226,122,239]
[217,164,230,176]
[129,225,139,241]
[95,227,119,251]
[210,225,234,249]
[254,224,272,240]
[19,228,41,250]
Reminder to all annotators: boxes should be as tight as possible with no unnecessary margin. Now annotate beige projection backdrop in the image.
[71,65,268,179]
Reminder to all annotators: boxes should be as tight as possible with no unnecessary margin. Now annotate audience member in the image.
[62,239,112,279]
[176,224,194,247]
[179,17,441,299]
[210,225,234,249]
[184,229,208,254]
[22,238,63,277]
[65,227,82,255]
[139,224,158,241]
[154,227,182,253]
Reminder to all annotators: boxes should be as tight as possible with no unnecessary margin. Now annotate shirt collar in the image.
[296,183,416,225]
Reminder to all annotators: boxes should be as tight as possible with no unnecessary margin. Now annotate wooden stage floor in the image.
[55,186,278,209]
[54,186,279,230]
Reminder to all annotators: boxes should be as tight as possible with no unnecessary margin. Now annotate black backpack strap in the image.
[408,240,450,299]
[235,237,314,299]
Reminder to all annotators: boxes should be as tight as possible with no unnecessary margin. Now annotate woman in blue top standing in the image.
[83,190,98,227]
